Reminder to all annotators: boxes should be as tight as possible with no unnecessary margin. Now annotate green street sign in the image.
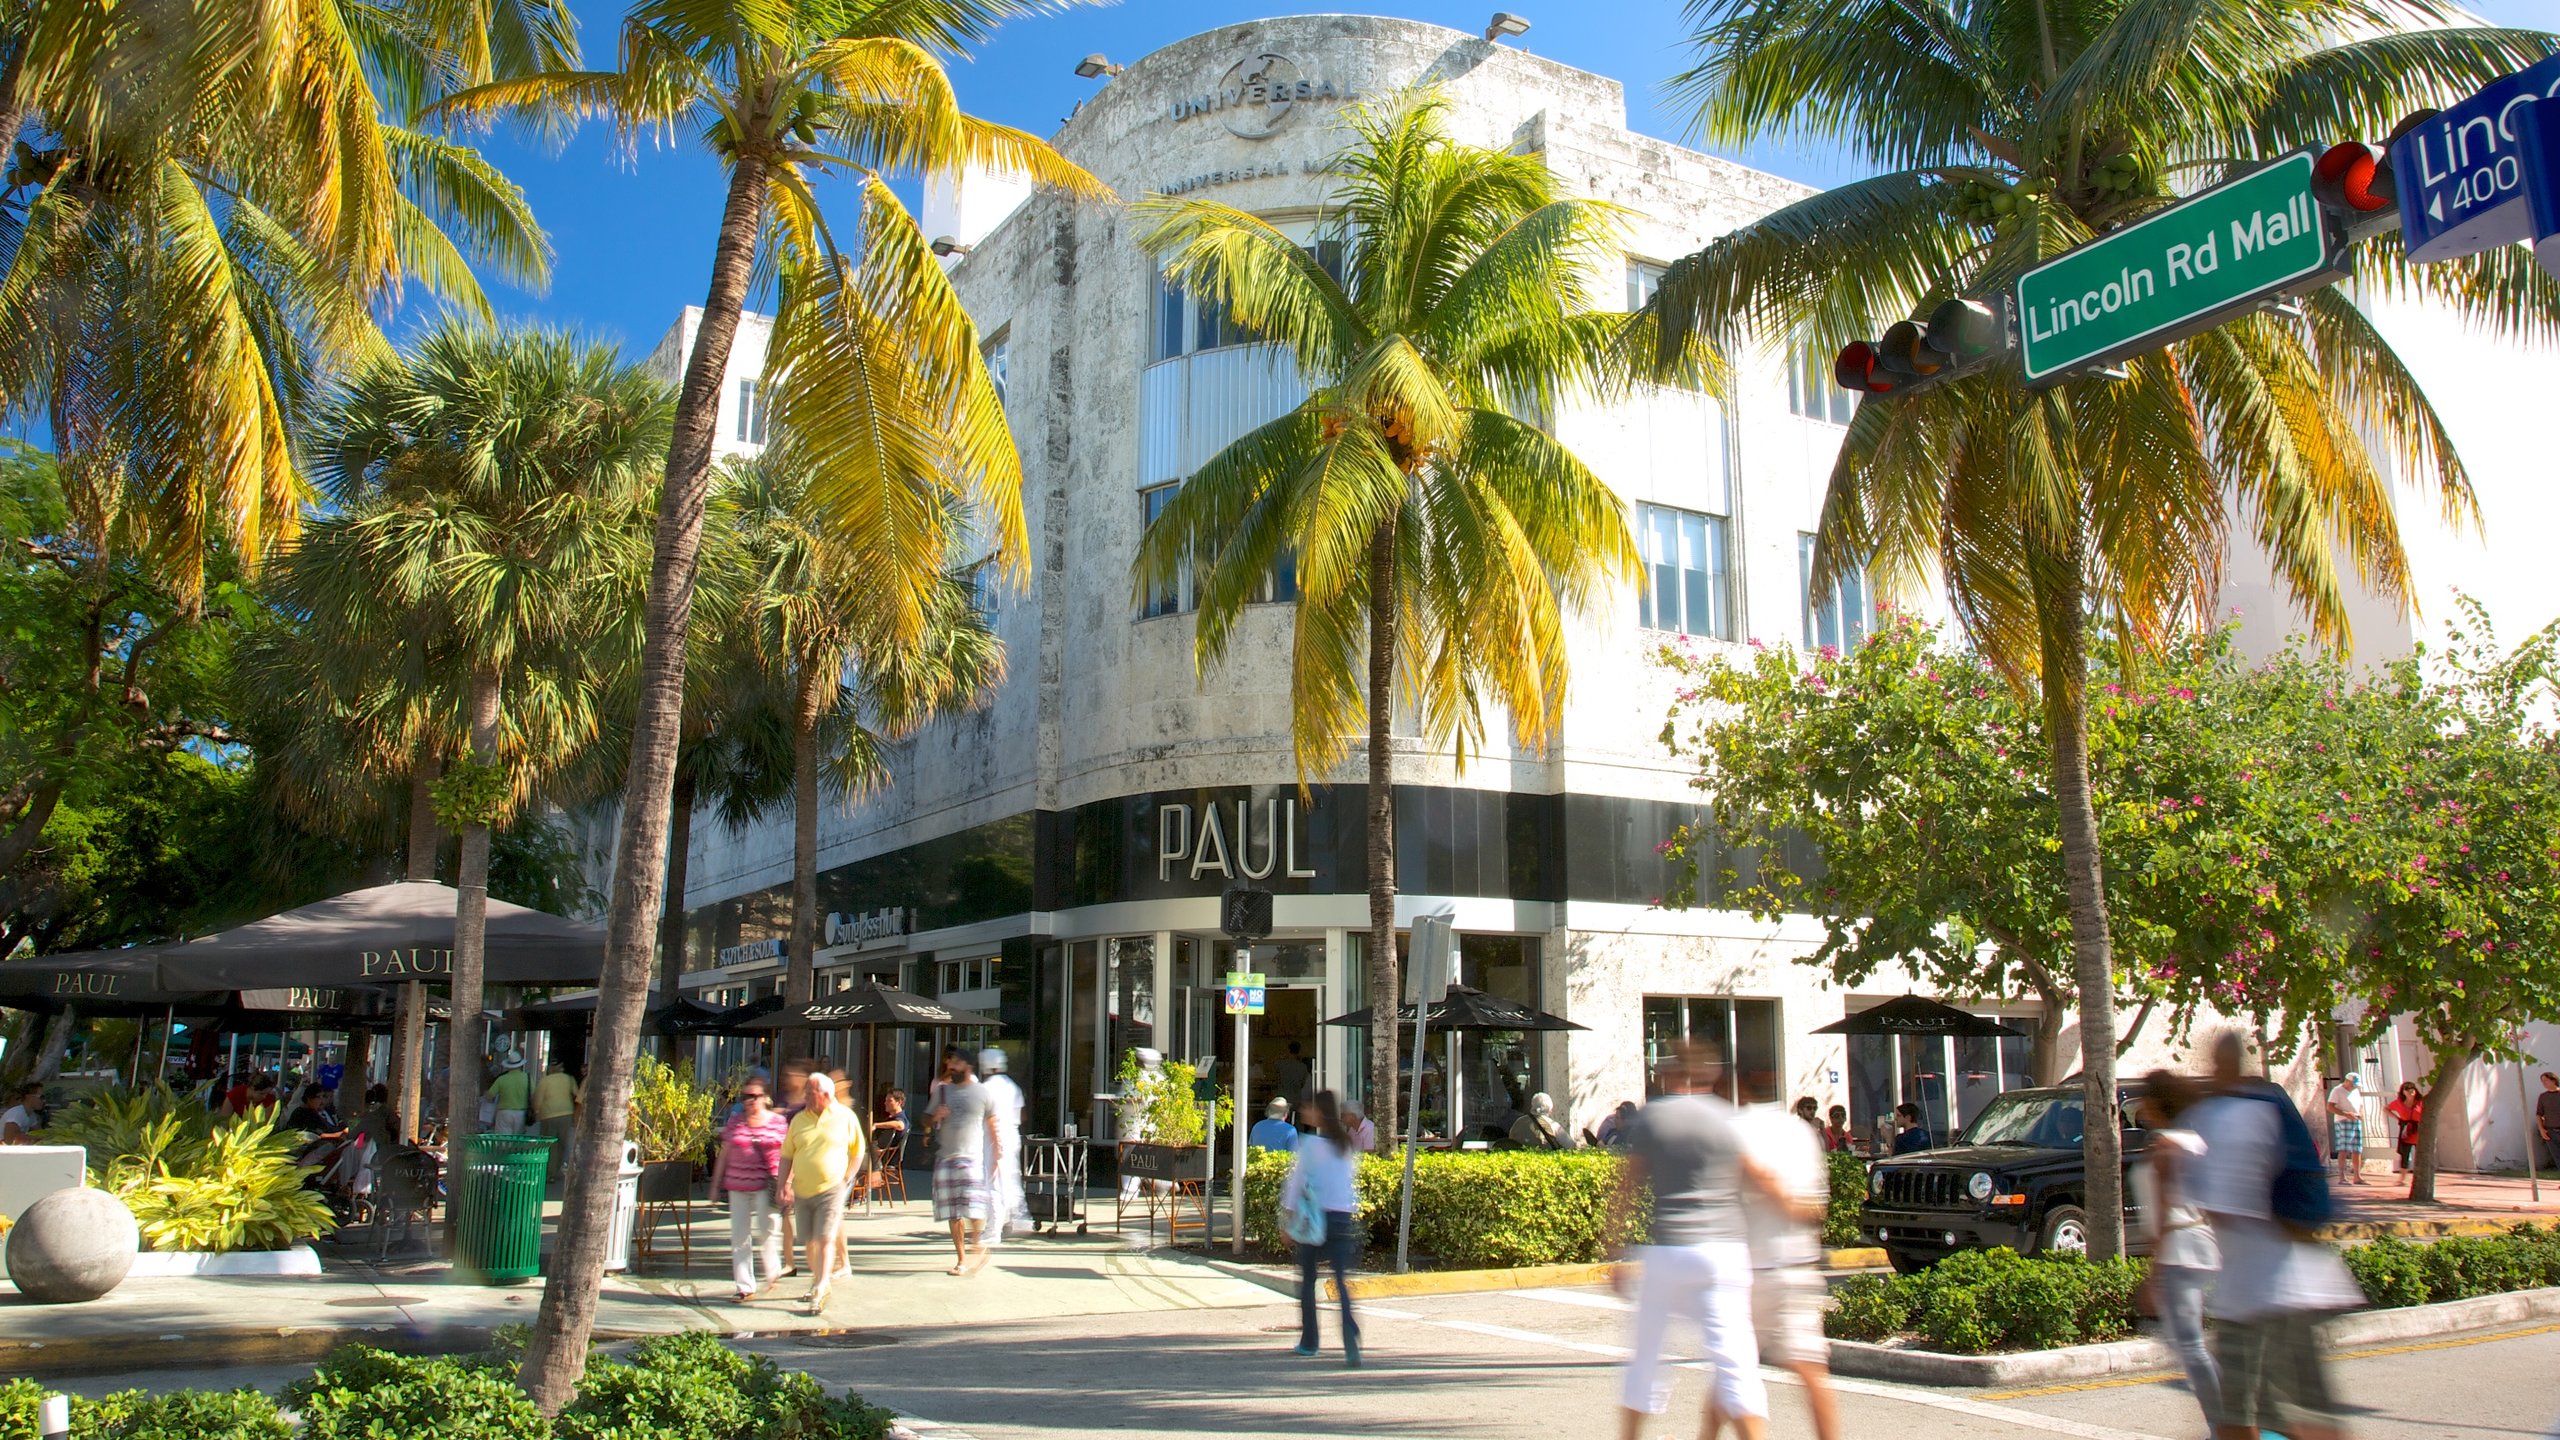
[2017,152,2330,383]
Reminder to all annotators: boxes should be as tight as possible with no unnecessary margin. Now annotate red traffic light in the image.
[1834,341,1894,394]
[2313,142,2393,213]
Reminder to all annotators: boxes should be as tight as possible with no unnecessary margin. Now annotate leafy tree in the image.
[1133,91,1646,1132]
[1660,618,2352,1086]
[1646,0,2554,1256]
[720,450,1005,1057]
[297,323,670,1147]
[431,1,1103,1405]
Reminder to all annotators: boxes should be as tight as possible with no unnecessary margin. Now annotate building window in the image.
[1641,996,1780,1104]
[1253,548,1299,604]
[985,333,1009,407]
[1636,503,1733,640]
[1787,344,1856,426]
[736,377,769,445]
[1138,482,1188,618]
[1152,273,1255,362]
[1799,534,1870,652]
[1627,258,1667,310]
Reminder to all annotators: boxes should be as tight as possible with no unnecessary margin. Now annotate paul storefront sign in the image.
[1156,797,1318,884]
[2018,152,2330,383]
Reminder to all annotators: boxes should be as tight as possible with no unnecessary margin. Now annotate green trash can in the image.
[452,1134,554,1284]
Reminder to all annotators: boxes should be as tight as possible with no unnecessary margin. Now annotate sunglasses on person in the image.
[742,1090,770,1104]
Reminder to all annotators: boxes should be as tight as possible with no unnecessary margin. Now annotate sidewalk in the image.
[2328,1170,2560,1237]
[0,1200,1277,1377]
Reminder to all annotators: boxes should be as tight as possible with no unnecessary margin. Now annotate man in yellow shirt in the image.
[534,1060,581,1181]
[778,1071,860,1314]
[486,1054,530,1135]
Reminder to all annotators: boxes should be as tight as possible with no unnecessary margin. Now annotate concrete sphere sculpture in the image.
[5,1187,138,1302]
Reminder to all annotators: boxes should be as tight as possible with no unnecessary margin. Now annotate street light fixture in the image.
[929,236,971,258]
[1073,54,1123,79]
[1482,12,1530,42]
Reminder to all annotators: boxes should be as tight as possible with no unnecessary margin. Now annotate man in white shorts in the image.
[1733,1068,1839,1440]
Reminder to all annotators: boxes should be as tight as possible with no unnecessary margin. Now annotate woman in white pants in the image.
[2137,1071,2222,1433]
[710,1079,788,1303]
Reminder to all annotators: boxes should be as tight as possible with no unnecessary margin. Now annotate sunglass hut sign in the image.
[1169,51,1353,139]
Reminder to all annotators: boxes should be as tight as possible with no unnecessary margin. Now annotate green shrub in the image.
[2334,1226,2560,1308]
[40,1084,332,1253]
[1823,1274,1908,1342]
[557,1332,893,1440]
[73,1390,292,1440]
[0,1378,47,1440]
[284,1347,551,1440]
[1822,1151,1866,1249]
[1822,1247,2146,1352]
[1242,1149,1641,1269]
[2344,1235,2428,1307]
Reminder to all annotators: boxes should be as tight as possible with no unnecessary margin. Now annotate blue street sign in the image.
[2521,95,2560,280]
[2393,54,2560,263]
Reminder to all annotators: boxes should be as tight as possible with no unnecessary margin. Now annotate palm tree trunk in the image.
[2033,543,2125,1260]
[2406,1044,2476,1204]
[31,1006,75,1083]
[1365,519,1401,1141]
[445,669,502,1146]
[520,149,772,1415]
[392,757,439,1141]
[656,768,697,1009]
[782,665,824,1065]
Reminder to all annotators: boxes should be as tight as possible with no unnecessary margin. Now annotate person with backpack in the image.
[1279,1089,1362,1366]
[2135,1070,2222,1436]
[2185,1031,2361,1440]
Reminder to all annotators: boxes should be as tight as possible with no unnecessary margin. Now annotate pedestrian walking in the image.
[2188,1031,2361,1440]
[2535,1073,2560,1173]
[777,1071,859,1314]
[979,1048,1027,1247]
[711,1078,787,1304]
[534,1059,580,1179]
[930,1050,997,1275]
[2326,1073,2367,1185]
[487,1054,530,1135]
[1606,1040,1773,1440]
[2385,1083,2423,1175]
[1736,1071,1840,1440]
[2135,1070,2222,1435]
[1280,1089,1361,1366]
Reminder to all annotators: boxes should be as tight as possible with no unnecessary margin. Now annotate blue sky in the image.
[445,0,2549,355]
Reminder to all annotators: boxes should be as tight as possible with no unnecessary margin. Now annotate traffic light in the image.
[1832,295,2014,398]
[2312,141,2401,243]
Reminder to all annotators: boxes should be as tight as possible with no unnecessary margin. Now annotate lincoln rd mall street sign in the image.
[2018,151,2330,383]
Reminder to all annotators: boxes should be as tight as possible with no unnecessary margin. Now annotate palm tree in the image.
[0,0,566,594]
[302,323,670,1146]
[1648,0,2555,1257]
[720,448,1006,1058]
[1134,91,1645,1136]
[430,2,1105,1406]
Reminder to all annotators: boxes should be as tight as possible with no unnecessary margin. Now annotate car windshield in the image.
[1961,1093,2084,1147]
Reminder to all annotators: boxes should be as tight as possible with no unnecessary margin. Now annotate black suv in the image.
[1856,1084,2150,1273]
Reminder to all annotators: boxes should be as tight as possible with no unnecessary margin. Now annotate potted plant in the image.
[37,1084,335,1277]
[1115,1052,1229,1184]
[629,1057,715,1203]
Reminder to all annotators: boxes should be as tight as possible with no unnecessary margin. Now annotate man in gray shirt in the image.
[1609,1040,1778,1440]
[930,1053,997,1275]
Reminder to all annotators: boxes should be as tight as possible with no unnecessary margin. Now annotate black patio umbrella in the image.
[0,947,223,1016]
[738,983,1000,1032]
[1322,983,1587,1033]
[154,880,605,989]
[1812,994,2023,1038]
[510,991,732,1038]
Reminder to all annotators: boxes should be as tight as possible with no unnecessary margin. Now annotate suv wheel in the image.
[1885,1247,1932,1275]
[2038,1205,2089,1256]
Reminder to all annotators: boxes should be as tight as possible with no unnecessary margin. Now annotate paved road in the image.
[55,1281,2559,1439]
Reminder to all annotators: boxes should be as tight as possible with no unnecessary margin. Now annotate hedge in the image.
[1824,1248,2145,1354]
[1822,1150,1866,1249]
[2343,1225,2560,1308]
[0,1331,897,1440]
[1241,1149,1645,1268]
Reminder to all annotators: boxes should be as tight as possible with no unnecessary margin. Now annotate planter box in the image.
[127,1246,322,1279]
[637,1161,695,1204]
[1119,1143,1211,1183]
[1829,1284,2560,1387]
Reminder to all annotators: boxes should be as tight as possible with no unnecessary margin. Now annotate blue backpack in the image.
[2229,1080,2334,1231]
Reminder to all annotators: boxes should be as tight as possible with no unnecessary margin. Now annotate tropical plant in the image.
[719,450,1006,1052]
[1646,0,2559,1256]
[626,1055,715,1167]
[1115,1050,1231,1149]
[44,1083,334,1251]
[295,322,670,1144]
[429,1,1109,1403]
[1133,90,1647,1135]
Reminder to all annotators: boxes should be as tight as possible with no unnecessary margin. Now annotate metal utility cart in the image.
[1023,1134,1089,1235]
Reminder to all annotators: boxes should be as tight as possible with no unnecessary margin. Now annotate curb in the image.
[1824,1246,1889,1270]
[1202,1248,1891,1302]
[2319,1215,2526,1243]
[1829,1284,2560,1388]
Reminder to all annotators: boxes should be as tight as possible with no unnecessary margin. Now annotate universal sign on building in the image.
[1168,51,1354,138]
